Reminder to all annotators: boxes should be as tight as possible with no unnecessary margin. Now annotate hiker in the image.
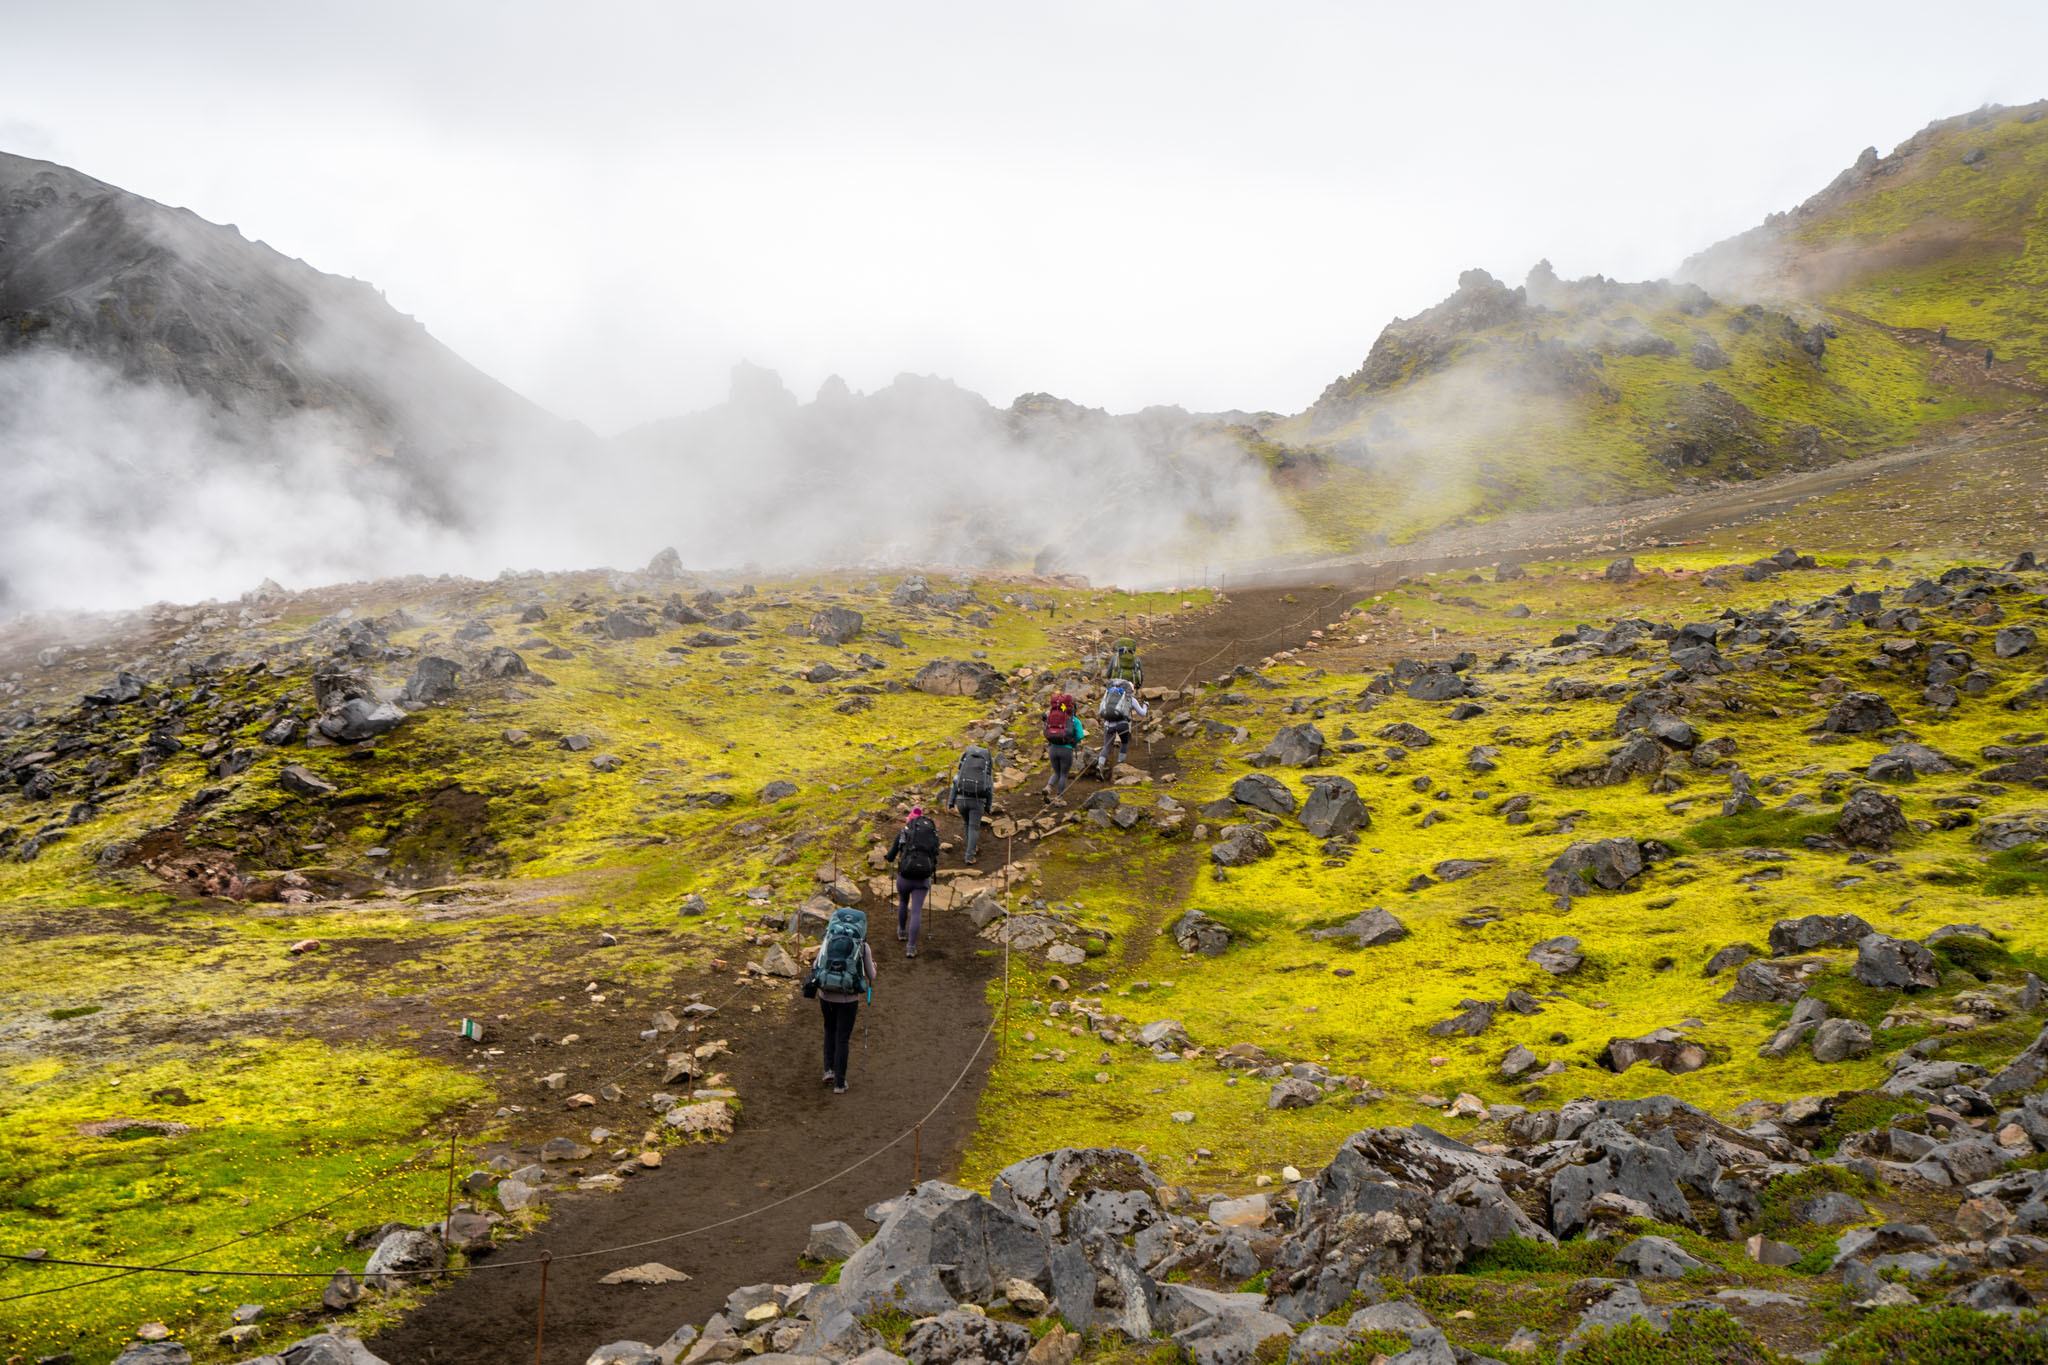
[1986,345,1996,371]
[884,806,941,957]
[1043,691,1085,800]
[1105,635,1144,688]
[947,744,995,863]
[804,906,875,1094]
[1937,324,1948,347]
[1096,678,1150,774]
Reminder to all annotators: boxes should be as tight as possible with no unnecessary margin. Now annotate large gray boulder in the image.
[1527,936,1583,976]
[836,1182,1057,1316]
[809,607,864,645]
[315,697,406,742]
[279,1338,392,1365]
[991,1148,1162,1240]
[1209,826,1275,867]
[1812,1018,1874,1063]
[111,1346,194,1365]
[1614,1234,1708,1279]
[1598,1029,1710,1076]
[362,1227,444,1291]
[1251,724,1326,768]
[1172,910,1232,957]
[1310,908,1408,949]
[1266,1126,1547,1322]
[402,655,461,705]
[1768,914,1873,955]
[902,1309,1032,1365]
[1543,838,1646,898]
[912,660,1001,698]
[1299,776,1367,838]
[1837,786,1908,850]
[1979,810,2048,852]
[1230,772,1297,815]
[1822,691,1900,733]
[1549,1122,1696,1236]
[1854,933,1939,991]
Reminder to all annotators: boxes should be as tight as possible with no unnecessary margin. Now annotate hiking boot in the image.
[906,946,917,959]
[823,1071,836,1084]
[833,1083,848,1095]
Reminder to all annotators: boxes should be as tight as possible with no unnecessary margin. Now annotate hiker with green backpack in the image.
[1105,636,1144,688]
[803,906,876,1094]
[947,745,996,863]
[884,806,942,958]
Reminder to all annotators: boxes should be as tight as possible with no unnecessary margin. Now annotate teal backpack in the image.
[813,907,869,995]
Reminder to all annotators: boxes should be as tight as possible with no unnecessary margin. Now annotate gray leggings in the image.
[1047,746,1075,793]
[1099,721,1132,769]
[896,875,930,949]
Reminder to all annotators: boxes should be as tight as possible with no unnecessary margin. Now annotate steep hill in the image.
[0,150,566,473]
[1258,264,1983,556]
[1683,99,2048,377]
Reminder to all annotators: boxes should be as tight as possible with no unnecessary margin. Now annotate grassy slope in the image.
[1260,298,1974,558]
[1785,106,2048,378]
[0,573,1205,1361]
[963,543,2048,1197]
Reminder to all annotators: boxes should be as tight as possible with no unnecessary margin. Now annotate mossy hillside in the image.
[0,572,1206,1362]
[1788,106,2048,379]
[0,1039,485,1359]
[1262,286,1976,554]
[961,549,2048,1189]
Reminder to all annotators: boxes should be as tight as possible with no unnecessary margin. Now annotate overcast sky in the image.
[6,1,2045,431]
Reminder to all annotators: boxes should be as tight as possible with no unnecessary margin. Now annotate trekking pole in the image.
[534,1250,552,1365]
[913,1122,923,1189]
[442,1123,457,1238]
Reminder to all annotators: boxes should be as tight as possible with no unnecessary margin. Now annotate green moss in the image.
[1463,1235,1617,1278]
[1822,1305,2048,1364]
[1678,807,1837,851]
[1572,1308,1790,1364]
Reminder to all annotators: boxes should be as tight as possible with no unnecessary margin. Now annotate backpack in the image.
[955,746,994,801]
[813,907,869,994]
[899,815,941,880]
[1100,682,1133,722]
[1044,693,1077,744]
[1109,638,1143,686]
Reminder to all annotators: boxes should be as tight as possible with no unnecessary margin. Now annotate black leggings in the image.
[1048,747,1075,793]
[820,999,858,1084]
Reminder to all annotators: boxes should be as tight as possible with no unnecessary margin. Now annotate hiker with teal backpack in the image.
[1043,691,1085,801]
[1096,679,1149,774]
[885,806,942,958]
[948,744,996,863]
[804,906,875,1094]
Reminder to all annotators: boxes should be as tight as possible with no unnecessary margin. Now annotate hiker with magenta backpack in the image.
[1043,691,1085,801]
[885,806,942,958]
[1096,678,1149,775]
[948,744,995,863]
[803,906,875,1094]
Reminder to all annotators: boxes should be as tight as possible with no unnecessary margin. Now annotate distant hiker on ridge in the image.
[947,744,995,863]
[1096,678,1149,776]
[1986,344,1997,371]
[803,905,875,1095]
[884,806,940,958]
[1043,691,1084,802]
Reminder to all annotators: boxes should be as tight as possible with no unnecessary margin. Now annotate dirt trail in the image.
[371,590,1349,1364]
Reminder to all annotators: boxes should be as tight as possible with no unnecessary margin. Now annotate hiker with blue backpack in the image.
[1096,679,1149,775]
[947,745,996,863]
[804,906,876,1094]
[884,806,942,958]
